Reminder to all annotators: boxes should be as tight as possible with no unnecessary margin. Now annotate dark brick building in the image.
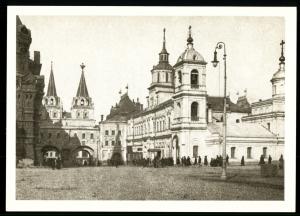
[16,16,45,164]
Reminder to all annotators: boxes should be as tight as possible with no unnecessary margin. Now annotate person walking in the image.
[259,154,265,165]
[268,155,272,164]
[198,156,201,166]
[194,157,197,166]
[226,154,229,166]
[204,156,208,166]
[241,156,245,166]
[279,154,284,169]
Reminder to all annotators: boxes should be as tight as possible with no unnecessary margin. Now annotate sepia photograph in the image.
[6,6,296,212]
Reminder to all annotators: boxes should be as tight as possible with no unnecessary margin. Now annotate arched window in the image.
[166,72,168,82]
[84,112,88,119]
[80,99,84,106]
[50,98,54,105]
[191,70,199,87]
[157,72,160,83]
[178,71,182,84]
[45,99,48,105]
[191,102,198,121]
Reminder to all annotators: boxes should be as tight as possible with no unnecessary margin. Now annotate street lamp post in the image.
[211,42,227,180]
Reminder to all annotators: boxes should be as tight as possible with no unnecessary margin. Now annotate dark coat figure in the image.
[241,156,245,166]
[204,156,208,166]
[52,158,57,170]
[259,155,265,165]
[176,158,180,165]
[226,155,229,165]
[279,154,284,169]
[198,156,201,165]
[194,157,197,165]
[187,156,191,166]
[268,155,272,164]
[183,156,187,166]
[219,156,223,167]
[56,157,62,169]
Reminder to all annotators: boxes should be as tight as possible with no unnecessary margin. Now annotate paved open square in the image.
[16,165,284,200]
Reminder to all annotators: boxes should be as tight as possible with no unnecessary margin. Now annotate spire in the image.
[159,28,169,62]
[76,63,89,97]
[279,40,285,65]
[187,25,193,46]
[46,61,58,97]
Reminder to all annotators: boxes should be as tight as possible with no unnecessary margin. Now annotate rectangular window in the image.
[263,147,267,158]
[105,130,109,135]
[90,133,94,139]
[247,147,252,159]
[193,146,198,158]
[82,133,85,139]
[118,140,121,146]
[231,147,236,158]
[57,133,60,138]
[112,130,115,135]
[48,133,52,138]
[105,141,108,146]
[112,141,115,146]
[118,130,121,135]
[267,123,270,130]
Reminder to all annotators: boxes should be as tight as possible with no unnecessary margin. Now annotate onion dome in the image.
[176,26,206,65]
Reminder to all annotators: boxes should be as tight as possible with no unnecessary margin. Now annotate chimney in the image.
[101,115,104,122]
[34,51,40,64]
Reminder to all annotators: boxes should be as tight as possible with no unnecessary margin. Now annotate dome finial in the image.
[187,25,193,45]
[80,62,86,72]
[279,40,285,64]
[163,28,166,49]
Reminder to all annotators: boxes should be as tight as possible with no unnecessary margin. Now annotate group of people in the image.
[44,157,62,170]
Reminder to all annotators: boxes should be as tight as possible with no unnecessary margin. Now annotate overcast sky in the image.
[20,16,284,122]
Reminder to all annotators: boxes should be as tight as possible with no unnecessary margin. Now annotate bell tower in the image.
[148,28,174,108]
[271,40,285,99]
[172,26,207,129]
[42,61,63,122]
[71,63,94,120]
[171,26,208,160]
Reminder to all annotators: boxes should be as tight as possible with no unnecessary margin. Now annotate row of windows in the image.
[105,130,121,136]
[104,140,121,146]
[192,146,268,159]
[230,147,268,159]
[156,72,172,83]
[41,132,94,139]
[131,117,171,136]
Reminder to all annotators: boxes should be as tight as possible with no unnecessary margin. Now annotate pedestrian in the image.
[56,156,62,169]
[204,156,208,166]
[226,154,229,166]
[187,156,191,166]
[259,155,265,165]
[268,155,272,164]
[183,156,187,166]
[194,157,197,165]
[241,156,245,166]
[279,154,284,169]
[198,156,201,166]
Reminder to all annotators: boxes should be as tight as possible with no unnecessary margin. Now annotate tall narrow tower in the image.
[148,28,174,108]
[71,63,94,120]
[42,61,63,121]
[271,40,285,99]
[172,26,208,159]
